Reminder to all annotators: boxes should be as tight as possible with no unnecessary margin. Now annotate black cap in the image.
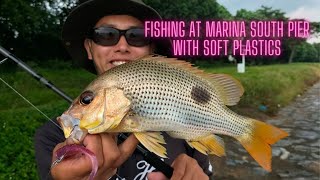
[62,0,172,73]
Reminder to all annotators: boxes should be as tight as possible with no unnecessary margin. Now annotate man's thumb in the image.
[147,172,168,180]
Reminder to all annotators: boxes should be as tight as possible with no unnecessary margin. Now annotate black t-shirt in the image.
[34,120,212,180]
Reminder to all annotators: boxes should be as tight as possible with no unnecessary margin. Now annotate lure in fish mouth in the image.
[58,114,87,143]
[57,55,289,172]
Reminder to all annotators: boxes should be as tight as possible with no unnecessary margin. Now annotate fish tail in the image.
[236,118,288,172]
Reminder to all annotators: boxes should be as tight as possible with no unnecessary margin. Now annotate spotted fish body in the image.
[108,59,248,139]
[59,56,288,172]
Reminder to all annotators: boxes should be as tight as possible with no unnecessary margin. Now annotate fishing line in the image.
[0,77,63,130]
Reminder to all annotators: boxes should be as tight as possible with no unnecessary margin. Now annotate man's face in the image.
[84,15,152,75]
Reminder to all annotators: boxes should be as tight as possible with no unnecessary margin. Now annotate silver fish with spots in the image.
[58,56,288,172]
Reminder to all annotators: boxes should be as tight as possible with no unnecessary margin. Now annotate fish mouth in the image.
[85,117,122,134]
[83,112,127,134]
[58,114,87,143]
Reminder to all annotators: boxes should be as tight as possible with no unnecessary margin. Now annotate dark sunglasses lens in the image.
[92,27,119,46]
[126,29,150,47]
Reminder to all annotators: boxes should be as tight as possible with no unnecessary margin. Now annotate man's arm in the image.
[34,120,65,179]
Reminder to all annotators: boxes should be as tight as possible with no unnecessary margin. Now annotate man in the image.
[34,0,212,179]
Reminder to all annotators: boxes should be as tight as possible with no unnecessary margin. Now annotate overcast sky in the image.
[216,0,320,43]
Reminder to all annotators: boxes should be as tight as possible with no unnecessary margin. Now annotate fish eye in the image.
[79,91,94,105]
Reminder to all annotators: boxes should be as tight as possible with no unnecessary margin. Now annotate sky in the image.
[216,0,320,43]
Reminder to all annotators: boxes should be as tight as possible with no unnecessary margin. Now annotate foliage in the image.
[234,6,320,64]
[310,22,320,34]
[236,6,286,20]
[0,0,76,61]
[0,61,94,179]
[0,104,66,179]
[144,0,232,20]
[294,42,319,62]
[313,43,320,62]
[236,6,294,64]
[143,0,232,63]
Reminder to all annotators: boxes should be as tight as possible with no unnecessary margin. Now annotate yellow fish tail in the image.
[237,119,288,172]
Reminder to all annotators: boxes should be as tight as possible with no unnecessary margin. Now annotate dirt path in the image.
[211,82,320,180]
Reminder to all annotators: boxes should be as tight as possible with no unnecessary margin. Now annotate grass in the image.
[0,61,95,179]
[0,60,319,179]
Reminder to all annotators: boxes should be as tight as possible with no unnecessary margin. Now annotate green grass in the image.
[0,61,319,179]
[0,62,95,179]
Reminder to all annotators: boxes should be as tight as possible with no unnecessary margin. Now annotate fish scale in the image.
[59,56,288,171]
[107,59,248,139]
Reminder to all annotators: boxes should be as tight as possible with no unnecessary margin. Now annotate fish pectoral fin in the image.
[108,113,142,132]
[134,132,167,158]
[237,118,288,172]
[187,134,225,157]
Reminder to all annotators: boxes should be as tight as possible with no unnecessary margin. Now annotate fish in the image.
[58,55,288,172]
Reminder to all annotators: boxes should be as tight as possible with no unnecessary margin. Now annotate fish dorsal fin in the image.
[208,74,244,106]
[140,55,244,106]
[140,55,207,76]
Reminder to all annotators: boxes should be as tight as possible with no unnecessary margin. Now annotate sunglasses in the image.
[87,27,151,47]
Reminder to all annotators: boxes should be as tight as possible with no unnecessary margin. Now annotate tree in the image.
[314,43,320,62]
[234,6,288,64]
[144,0,232,20]
[0,0,76,61]
[143,0,232,63]
[234,6,320,64]
[294,42,318,62]
[284,20,320,63]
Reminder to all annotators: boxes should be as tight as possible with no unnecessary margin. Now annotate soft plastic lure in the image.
[52,144,98,180]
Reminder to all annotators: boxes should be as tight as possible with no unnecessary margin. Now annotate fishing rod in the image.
[0,45,173,178]
[0,46,73,103]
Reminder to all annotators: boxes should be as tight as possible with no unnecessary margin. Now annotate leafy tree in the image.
[284,20,319,63]
[144,0,232,63]
[314,43,320,62]
[235,6,320,64]
[310,22,320,35]
[236,6,286,21]
[294,42,318,62]
[234,6,287,64]
[0,0,76,61]
[144,0,232,20]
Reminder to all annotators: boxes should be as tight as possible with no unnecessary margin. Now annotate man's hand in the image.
[51,133,138,180]
[147,154,209,180]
